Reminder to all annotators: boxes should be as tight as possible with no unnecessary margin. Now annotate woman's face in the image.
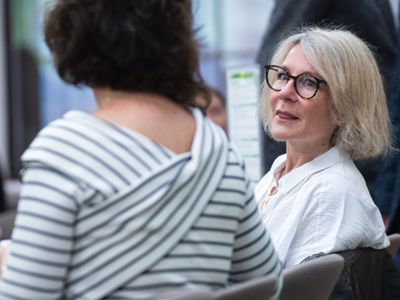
[268,44,337,147]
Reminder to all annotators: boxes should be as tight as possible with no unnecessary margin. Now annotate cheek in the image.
[308,106,336,131]
[268,90,278,104]
[268,95,278,117]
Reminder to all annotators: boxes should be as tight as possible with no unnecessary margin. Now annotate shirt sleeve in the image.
[228,174,282,299]
[0,164,81,299]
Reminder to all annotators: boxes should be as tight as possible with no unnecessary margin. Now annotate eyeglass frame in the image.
[264,64,327,99]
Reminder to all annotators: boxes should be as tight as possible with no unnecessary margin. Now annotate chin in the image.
[272,137,288,142]
[270,133,288,142]
[269,128,290,142]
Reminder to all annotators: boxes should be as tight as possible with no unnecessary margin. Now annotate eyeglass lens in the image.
[266,66,319,99]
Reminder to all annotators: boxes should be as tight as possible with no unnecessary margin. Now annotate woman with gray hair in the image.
[255,27,390,268]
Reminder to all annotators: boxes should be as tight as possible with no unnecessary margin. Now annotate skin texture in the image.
[94,89,196,155]
[268,44,338,176]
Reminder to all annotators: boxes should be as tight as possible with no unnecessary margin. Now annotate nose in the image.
[278,78,298,102]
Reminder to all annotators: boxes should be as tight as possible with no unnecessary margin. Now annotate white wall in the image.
[0,0,9,177]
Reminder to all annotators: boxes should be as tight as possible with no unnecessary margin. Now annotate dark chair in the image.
[216,273,278,300]
[387,233,400,258]
[162,273,278,300]
[0,210,16,240]
[165,255,343,300]
[161,289,216,300]
[331,247,400,300]
[280,254,344,300]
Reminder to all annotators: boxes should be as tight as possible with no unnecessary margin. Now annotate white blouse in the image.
[255,146,389,268]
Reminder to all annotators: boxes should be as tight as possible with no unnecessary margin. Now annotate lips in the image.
[275,109,298,120]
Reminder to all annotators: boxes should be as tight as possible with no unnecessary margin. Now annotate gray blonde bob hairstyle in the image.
[260,27,391,160]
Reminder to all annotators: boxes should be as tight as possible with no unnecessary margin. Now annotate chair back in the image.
[0,210,16,240]
[215,273,277,300]
[161,289,216,300]
[280,254,344,300]
[333,247,400,299]
[387,233,400,258]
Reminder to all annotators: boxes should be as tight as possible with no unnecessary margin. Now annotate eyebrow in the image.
[280,65,324,80]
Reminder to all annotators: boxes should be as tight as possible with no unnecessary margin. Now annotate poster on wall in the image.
[226,65,263,183]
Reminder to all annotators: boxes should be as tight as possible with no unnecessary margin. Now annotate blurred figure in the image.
[0,0,282,299]
[256,0,397,196]
[375,1,400,241]
[256,27,390,268]
[206,88,228,134]
[0,171,5,212]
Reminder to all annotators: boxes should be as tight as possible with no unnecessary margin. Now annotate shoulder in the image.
[20,112,112,190]
[225,142,246,170]
[224,143,251,190]
[304,158,372,211]
[316,158,366,191]
[22,111,92,165]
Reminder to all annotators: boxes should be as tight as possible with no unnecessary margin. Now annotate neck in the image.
[282,141,333,177]
[91,87,196,154]
[94,88,169,108]
[92,87,191,125]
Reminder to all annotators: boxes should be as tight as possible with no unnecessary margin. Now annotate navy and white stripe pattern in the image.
[0,108,282,299]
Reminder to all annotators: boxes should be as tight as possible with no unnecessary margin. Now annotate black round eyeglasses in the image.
[265,65,327,99]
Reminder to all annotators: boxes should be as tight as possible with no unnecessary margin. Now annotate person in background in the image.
[0,170,6,212]
[255,27,390,268]
[256,0,397,197]
[374,0,400,267]
[0,0,282,299]
[206,87,228,134]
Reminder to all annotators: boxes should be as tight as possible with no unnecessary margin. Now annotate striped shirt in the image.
[0,108,281,299]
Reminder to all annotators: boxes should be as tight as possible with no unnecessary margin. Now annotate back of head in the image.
[261,27,391,159]
[44,0,209,111]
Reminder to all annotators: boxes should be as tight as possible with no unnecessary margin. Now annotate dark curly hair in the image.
[44,0,210,111]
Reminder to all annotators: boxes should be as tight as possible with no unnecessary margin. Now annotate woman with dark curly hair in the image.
[0,0,282,299]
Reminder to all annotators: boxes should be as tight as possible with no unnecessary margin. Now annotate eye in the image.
[298,74,318,89]
[276,71,289,81]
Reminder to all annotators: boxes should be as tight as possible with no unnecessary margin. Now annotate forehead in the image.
[282,44,319,76]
